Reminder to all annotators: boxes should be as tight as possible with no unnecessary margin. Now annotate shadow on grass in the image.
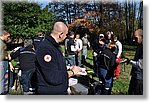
[123,45,136,51]
[83,61,94,69]
[86,57,93,61]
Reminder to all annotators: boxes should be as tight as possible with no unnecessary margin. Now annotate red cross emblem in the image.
[44,55,52,62]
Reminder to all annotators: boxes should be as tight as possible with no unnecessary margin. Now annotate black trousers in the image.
[128,77,143,95]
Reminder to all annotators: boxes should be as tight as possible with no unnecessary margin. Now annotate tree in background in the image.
[2,0,143,45]
[47,0,143,44]
[3,2,55,43]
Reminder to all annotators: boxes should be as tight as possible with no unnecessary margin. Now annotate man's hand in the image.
[93,52,98,56]
[77,49,80,52]
[9,62,14,72]
[116,58,119,62]
[71,66,82,75]
[124,58,130,64]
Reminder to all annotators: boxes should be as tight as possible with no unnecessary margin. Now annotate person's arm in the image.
[88,41,90,48]
[116,41,122,58]
[36,46,67,85]
[9,62,14,72]
[130,59,143,69]
[79,39,83,51]
[10,47,21,60]
[67,66,81,78]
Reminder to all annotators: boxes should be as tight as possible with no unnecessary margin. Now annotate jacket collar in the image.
[45,33,60,48]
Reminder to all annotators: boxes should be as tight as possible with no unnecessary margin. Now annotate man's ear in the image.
[59,32,63,38]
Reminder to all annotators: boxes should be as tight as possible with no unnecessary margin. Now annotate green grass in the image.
[111,45,136,95]
[61,45,136,95]
[9,45,136,95]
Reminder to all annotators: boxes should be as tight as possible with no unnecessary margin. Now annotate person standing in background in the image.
[97,42,117,95]
[0,30,13,94]
[10,39,36,95]
[127,29,143,95]
[74,34,83,66]
[81,33,90,66]
[65,31,77,66]
[111,34,122,79]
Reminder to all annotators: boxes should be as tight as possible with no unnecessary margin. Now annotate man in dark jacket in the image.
[35,22,81,95]
[65,31,77,66]
[10,39,36,95]
[97,42,117,95]
[128,29,143,95]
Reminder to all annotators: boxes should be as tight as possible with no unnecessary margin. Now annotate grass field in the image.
[9,45,136,95]
[84,45,136,95]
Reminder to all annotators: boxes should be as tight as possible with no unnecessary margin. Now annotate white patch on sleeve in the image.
[44,55,52,62]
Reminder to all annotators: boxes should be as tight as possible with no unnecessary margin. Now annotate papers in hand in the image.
[77,68,87,75]
[69,78,78,86]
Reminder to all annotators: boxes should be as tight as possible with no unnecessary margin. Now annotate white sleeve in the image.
[79,39,83,50]
[88,41,90,47]
[130,59,143,69]
[116,41,122,58]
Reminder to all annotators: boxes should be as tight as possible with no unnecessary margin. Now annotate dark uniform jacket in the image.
[131,43,143,80]
[66,37,76,55]
[10,46,36,71]
[36,34,68,95]
[33,36,43,50]
[97,48,117,78]
[98,48,117,70]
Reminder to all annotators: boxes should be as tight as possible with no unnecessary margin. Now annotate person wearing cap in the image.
[10,39,36,95]
[92,33,105,76]
[99,34,104,40]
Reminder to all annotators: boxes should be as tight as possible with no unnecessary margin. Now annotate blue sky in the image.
[36,0,141,9]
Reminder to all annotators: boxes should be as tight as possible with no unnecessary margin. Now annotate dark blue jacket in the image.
[33,36,43,50]
[10,46,36,71]
[98,48,116,70]
[36,34,68,95]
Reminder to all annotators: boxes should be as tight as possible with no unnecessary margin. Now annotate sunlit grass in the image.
[9,45,136,95]
[61,45,136,95]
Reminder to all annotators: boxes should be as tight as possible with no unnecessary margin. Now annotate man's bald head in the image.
[52,22,68,34]
[134,29,143,44]
[51,22,68,43]
[134,29,143,37]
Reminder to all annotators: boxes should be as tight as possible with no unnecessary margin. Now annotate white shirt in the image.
[75,39,83,51]
[115,40,122,58]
